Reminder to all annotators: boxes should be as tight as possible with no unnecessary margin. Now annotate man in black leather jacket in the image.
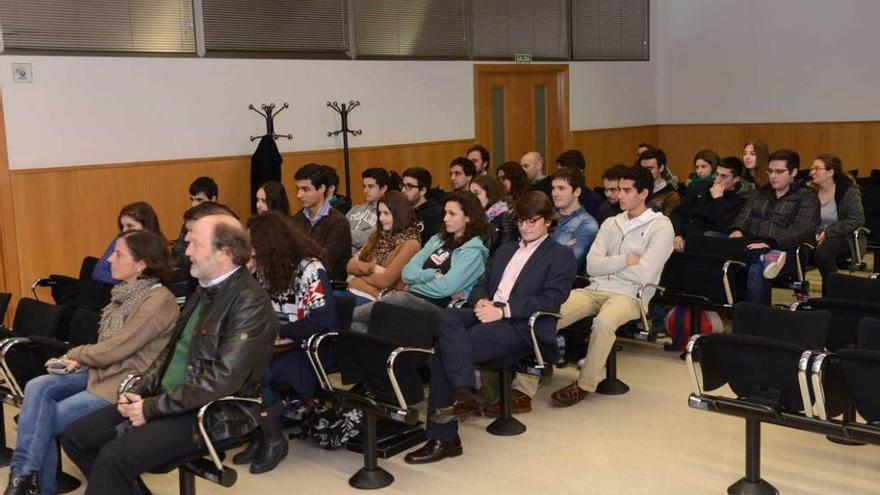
[63,215,278,495]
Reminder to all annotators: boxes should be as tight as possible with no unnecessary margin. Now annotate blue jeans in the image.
[10,371,110,495]
[744,247,794,306]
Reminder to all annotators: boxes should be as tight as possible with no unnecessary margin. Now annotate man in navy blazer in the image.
[404,191,575,465]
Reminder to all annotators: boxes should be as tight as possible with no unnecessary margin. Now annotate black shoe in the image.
[250,403,289,474]
[404,438,462,465]
[430,400,481,424]
[4,472,37,495]
[232,432,264,465]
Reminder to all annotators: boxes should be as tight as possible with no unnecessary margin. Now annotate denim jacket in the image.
[551,206,598,270]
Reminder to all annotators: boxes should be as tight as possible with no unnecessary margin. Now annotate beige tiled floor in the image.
[4,340,880,495]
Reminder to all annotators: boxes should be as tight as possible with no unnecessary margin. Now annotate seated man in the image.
[522,151,552,198]
[550,167,598,271]
[171,176,220,272]
[466,144,491,176]
[639,148,681,216]
[402,166,442,245]
[670,156,748,252]
[404,192,575,464]
[292,163,353,281]
[728,149,819,305]
[549,165,673,407]
[449,156,476,192]
[347,167,395,254]
[597,164,627,224]
[62,215,278,495]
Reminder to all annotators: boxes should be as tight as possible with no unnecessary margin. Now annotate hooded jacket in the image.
[585,209,674,311]
[401,234,489,302]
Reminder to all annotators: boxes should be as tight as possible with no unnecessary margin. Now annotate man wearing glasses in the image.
[550,165,673,407]
[402,167,442,245]
[728,149,819,305]
[404,191,575,464]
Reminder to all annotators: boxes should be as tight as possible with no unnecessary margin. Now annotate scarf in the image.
[98,278,158,342]
[371,225,421,265]
[486,200,509,222]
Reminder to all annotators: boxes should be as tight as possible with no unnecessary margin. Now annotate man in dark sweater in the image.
[670,156,747,252]
[291,164,352,282]
[402,166,443,245]
[522,151,552,198]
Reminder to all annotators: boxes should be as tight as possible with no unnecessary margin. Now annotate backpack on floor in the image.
[664,306,723,352]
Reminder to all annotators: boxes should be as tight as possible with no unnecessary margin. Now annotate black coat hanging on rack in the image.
[327,100,362,198]
[249,103,291,214]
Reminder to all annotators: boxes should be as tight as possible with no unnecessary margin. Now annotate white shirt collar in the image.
[199,266,241,288]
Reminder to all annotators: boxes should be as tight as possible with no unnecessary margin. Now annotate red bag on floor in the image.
[665,306,723,352]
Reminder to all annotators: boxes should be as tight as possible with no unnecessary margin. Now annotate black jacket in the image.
[415,199,443,246]
[486,211,519,254]
[670,182,746,238]
[467,237,575,363]
[134,268,278,443]
[250,135,282,215]
[730,182,820,250]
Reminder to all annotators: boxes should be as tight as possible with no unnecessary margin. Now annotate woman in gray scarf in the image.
[5,230,179,495]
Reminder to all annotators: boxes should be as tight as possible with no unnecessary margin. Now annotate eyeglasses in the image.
[810,166,828,172]
[514,216,543,226]
[767,168,790,175]
[401,183,421,190]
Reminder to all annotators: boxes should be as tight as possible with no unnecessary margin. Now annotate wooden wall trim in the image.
[0,90,22,320]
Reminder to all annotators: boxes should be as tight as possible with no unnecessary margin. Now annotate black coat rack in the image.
[327,100,362,197]
[249,103,293,141]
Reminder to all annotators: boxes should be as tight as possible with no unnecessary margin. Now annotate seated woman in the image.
[5,230,178,495]
[810,154,865,294]
[255,180,291,216]
[345,190,422,305]
[686,149,720,191]
[350,191,489,333]
[92,202,164,284]
[470,175,518,255]
[497,161,530,205]
[236,211,338,474]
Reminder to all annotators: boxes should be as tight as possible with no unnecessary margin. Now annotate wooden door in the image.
[474,64,569,170]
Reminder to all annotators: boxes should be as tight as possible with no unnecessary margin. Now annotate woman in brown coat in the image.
[4,230,178,495]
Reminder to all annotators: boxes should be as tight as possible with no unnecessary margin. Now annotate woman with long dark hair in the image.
[346,190,421,305]
[235,211,338,474]
[5,230,177,495]
[810,154,865,294]
[349,191,490,333]
[92,202,164,284]
[255,180,291,215]
[470,175,518,254]
[497,161,530,204]
[742,139,769,188]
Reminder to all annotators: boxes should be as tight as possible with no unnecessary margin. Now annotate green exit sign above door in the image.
[514,53,532,63]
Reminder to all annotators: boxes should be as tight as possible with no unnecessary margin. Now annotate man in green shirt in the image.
[63,214,278,495]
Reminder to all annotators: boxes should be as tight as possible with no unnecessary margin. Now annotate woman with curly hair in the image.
[346,190,422,305]
[235,211,338,475]
[350,190,490,333]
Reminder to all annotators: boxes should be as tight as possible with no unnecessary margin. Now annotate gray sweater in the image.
[586,209,674,311]
[346,203,377,254]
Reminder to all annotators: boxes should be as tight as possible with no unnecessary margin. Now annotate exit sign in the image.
[514,53,532,63]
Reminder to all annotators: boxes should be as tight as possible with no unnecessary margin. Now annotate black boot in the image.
[231,431,264,465]
[4,472,37,495]
[249,403,289,474]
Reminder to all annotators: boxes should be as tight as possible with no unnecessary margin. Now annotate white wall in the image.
[657,0,880,124]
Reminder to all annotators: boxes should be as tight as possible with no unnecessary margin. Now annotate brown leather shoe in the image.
[404,437,463,464]
[483,390,532,417]
[550,381,590,407]
[430,400,481,424]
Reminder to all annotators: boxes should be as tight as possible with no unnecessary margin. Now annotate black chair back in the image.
[733,302,829,349]
[697,333,810,412]
[334,295,356,331]
[0,292,11,324]
[686,235,748,262]
[367,301,436,348]
[797,298,880,351]
[12,298,64,339]
[858,317,880,350]
[660,251,744,305]
[335,331,427,406]
[79,256,101,281]
[837,346,880,423]
[68,309,101,346]
[826,273,880,304]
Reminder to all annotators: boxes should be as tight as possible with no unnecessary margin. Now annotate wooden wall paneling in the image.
[0,91,21,323]
[570,125,660,187]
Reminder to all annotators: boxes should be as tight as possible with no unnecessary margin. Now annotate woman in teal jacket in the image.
[350,191,489,333]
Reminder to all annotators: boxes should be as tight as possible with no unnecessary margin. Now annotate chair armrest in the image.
[685,334,704,396]
[721,260,747,305]
[635,284,663,332]
[798,350,819,418]
[527,311,561,371]
[30,278,52,300]
[310,332,340,392]
[0,337,38,398]
[810,352,832,421]
[795,243,816,281]
[117,373,144,397]
[386,347,434,409]
[196,396,262,472]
